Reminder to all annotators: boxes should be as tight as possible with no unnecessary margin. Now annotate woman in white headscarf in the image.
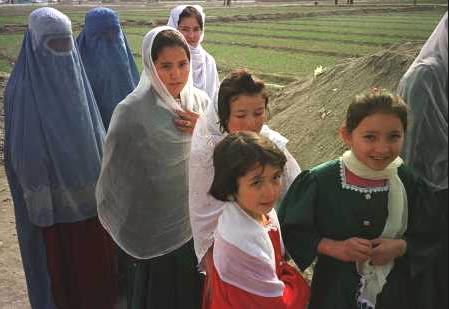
[397,12,448,308]
[189,69,301,303]
[96,26,209,308]
[168,5,220,101]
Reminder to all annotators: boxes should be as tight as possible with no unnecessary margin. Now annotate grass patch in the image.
[203,43,338,78]
[204,32,379,56]
[0,57,12,73]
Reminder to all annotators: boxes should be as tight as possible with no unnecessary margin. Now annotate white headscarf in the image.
[189,96,301,266]
[342,151,408,308]
[398,12,448,190]
[96,26,208,259]
[168,5,220,100]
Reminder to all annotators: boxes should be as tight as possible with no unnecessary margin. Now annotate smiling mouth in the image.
[370,157,390,161]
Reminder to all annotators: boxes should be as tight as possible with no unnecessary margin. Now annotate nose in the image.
[245,117,258,132]
[170,67,181,80]
[262,183,278,201]
[375,140,390,154]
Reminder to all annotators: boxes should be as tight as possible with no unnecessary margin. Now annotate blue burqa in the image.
[77,7,140,129]
[3,7,105,308]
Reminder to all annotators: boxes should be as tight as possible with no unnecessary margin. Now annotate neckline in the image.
[339,158,389,194]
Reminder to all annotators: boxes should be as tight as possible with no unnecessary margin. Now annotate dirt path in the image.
[0,166,29,308]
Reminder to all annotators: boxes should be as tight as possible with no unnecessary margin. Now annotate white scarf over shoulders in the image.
[189,100,301,265]
[168,5,220,101]
[342,151,408,308]
[215,204,286,297]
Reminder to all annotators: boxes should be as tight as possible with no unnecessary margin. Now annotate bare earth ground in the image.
[0,74,29,308]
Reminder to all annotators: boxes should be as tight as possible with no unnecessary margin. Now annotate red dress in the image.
[203,228,310,309]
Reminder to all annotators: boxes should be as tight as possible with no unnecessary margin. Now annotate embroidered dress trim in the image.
[339,158,389,194]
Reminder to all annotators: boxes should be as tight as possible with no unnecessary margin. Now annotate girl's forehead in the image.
[178,16,201,27]
[157,46,189,60]
[355,113,404,131]
[243,163,281,178]
[231,94,265,109]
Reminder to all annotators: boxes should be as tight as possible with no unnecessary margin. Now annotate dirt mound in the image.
[267,41,422,170]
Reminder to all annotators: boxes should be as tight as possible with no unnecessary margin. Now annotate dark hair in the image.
[151,30,190,62]
[345,88,408,133]
[179,6,203,30]
[209,131,287,202]
[218,69,269,133]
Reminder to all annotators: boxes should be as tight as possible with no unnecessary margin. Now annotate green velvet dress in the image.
[278,159,441,309]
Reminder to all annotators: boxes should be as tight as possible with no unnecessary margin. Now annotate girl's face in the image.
[341,113,404,171]
[236,164,283,222]
[154,46,190,98]
[178,16,202,47]
[227,94,266,133]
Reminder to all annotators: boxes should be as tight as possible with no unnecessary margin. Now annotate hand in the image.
[318,237,372,263]
[370,238,406,266]
[174,109,200,135]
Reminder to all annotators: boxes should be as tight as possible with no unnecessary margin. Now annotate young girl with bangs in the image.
[278,89,441,309]
[205,131,310,308]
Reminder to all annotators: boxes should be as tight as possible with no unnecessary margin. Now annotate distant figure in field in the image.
[77,7,139,130]
[4,7,117,309]
[168,5,220,101]
[397,12,448,309]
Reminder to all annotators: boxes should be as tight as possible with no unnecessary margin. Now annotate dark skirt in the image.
[43,217,119,309]
[123,239,202,309]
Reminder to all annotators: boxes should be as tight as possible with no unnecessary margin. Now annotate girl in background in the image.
[168,5,220,101]
[278,89,440,309]
[206,131,309,308]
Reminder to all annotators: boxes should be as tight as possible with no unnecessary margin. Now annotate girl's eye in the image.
[161,64,171,69]
[273,174,281,181]
[363,135,375,141]
[179,62,188,69]
[254,112,264,117]
[235,115,246,119]
[388,134,402,141]
[251,180,261,187]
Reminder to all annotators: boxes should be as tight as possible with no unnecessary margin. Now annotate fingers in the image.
[174,119,194,129]
[173,118,195,135]
[175,109,200,121]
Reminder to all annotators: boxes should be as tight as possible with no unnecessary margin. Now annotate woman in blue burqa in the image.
[397,12,448,308]
[4,7,117,309]
[77,7,139,129]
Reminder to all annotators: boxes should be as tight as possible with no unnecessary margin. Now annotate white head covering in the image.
[189,94,301,266]
[96,26,208,259]
[398,12,448,190]
[168,5,220,100]
[138,25,194,114]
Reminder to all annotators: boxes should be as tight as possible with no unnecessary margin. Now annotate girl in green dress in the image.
[278,89,441,309]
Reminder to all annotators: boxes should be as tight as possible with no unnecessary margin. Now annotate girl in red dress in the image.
[205,131,310,308]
